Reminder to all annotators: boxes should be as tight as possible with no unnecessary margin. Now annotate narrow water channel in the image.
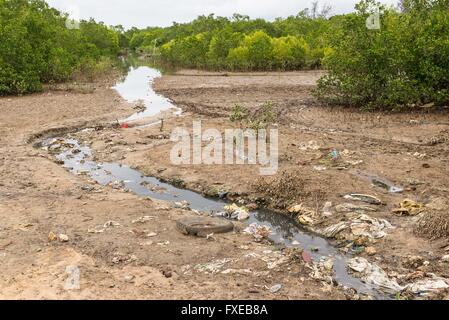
[41,64,391,299]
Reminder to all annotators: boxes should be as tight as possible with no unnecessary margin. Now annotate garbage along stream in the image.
[39,65,394,300]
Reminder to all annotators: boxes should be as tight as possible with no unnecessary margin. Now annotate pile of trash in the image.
[309,257,335,287]
[243,223,273,242]
[215,203,250,221]
[288,204,319,226]
[318,213,395,241]
[348,257,449,296]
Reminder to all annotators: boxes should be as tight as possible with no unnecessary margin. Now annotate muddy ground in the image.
[1,67,449,300]
[67,69,449,299]
[0,70,353,300]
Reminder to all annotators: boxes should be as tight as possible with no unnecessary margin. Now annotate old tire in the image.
[176,217,234,237]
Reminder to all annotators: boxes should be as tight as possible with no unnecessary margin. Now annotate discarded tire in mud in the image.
[176,217,234,237]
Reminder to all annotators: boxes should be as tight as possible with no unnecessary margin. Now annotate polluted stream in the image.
[40,65,391,300]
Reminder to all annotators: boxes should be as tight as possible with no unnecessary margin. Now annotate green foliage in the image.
[129,6,336,71]
[0,0,122,95]
[314,0,449,110]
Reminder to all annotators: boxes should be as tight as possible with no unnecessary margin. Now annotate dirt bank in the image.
[0,71,345,299]
[76,69,449,299]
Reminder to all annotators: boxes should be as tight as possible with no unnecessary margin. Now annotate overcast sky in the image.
[47,0,399,29]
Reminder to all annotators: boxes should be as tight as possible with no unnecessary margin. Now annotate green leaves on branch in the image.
[0,0,122,95]
[314,0,449,110]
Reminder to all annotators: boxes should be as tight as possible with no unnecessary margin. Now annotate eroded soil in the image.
[0,71,348,300]
[72,70,449,299]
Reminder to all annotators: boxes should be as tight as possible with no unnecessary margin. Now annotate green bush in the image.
[0,0,122,95]
[314,0,449,110]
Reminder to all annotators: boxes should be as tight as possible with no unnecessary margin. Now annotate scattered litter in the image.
[173,201,190,209]
[405,275,449,296]
[413,152,427,159]
[319,214,394,240]
[302,250,312,263]
[244,250,289,270]
[104,221,120,228]
[120,123,129,129]
[313,165,327,172]
[48,231,58,242]
[309,258,334,286]
[59,234,69,242]
[147,232,158,237]
[348,257,404,293]
[157,241,170,246]
[344,194,383,205]
[288,204,318,226]
[330,149,339,161]
[321,202,333,217]
[335,203,377,213]
[216,203,250,221]
[371,178,404,193]
[392,199,424,216]
[195,258,232,274]
[108,180,125,190]
[269,284,283,293]
[243,223,273,242]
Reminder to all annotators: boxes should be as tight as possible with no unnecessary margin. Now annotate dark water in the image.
[40,65,392,299]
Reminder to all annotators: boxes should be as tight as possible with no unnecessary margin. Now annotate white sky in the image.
[47,0,399,29]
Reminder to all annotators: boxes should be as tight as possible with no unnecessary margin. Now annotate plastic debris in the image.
[173,201,190,209]
[269,284,283,293]
[348,257,405,293]
[288,204,318,226]
[319,214,394,240]
[321,201,333,217]
[344,194,383,205]
[302,250,312,263]
[335,203,377,213]
[48,231,58,242]
[392,199,424,216]
[330,149,339,161]
[59,234,69,242]
[243,223,272,242]
[313,165,327,172]
[218,203,250,221]
[406,275,449,296]
[195,258,232,274]
[371,178,404,194]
